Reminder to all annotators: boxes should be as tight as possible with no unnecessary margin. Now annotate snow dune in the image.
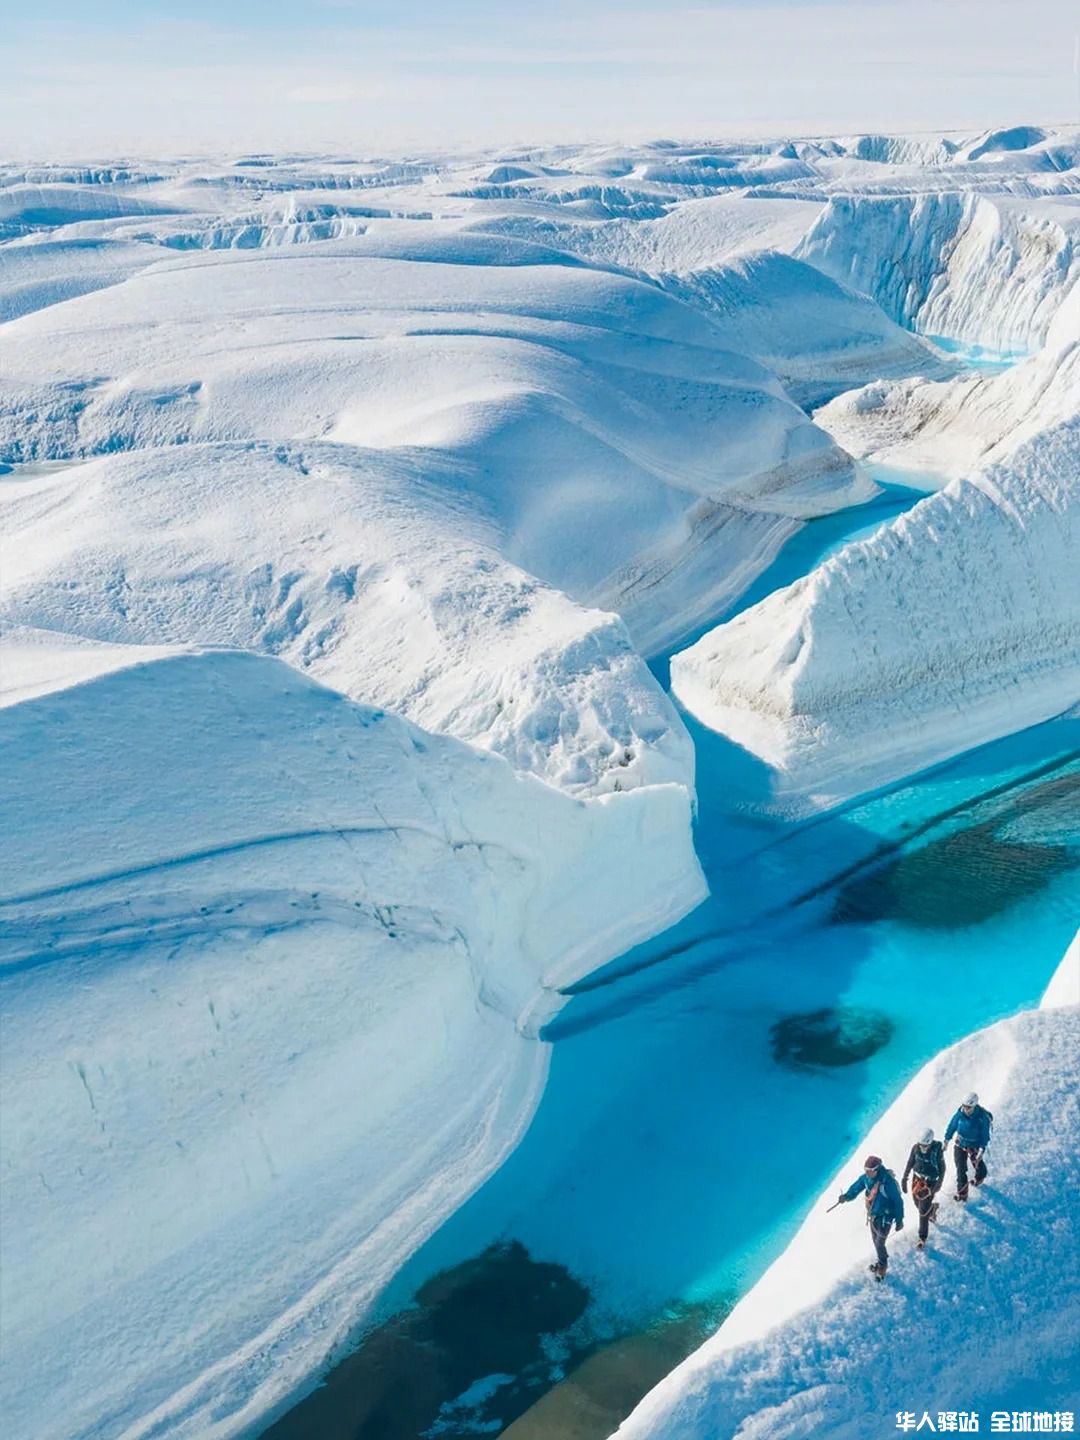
[616,934,1080,1440]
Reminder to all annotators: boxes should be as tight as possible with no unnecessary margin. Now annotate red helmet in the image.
[864,1155,882,1170]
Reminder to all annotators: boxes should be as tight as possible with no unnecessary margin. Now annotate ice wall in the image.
[798,192,1080,353]
[670,417,1080,810]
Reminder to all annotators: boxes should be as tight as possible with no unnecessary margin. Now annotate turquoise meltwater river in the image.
[262,474,1080,1440]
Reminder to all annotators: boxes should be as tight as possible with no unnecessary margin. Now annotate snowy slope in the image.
[660,251,946,408]
[467,193,824,275]
[0,443,693,795]
[0,236,164,323]
[0,232,865,661]
[615,934,1080,1440]
[0,650,703,1440]
[670,417,1080,810]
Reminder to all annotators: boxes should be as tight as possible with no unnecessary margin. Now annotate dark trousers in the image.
[911,1177,942,1240]
[954,1144,987,1199]
[871,1219,892,1271]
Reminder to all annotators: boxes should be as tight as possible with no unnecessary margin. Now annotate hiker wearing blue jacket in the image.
[838,1154,905,1280]
[944,1090,993,1201]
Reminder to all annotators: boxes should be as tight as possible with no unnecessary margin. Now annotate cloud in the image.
[288,82,368,103]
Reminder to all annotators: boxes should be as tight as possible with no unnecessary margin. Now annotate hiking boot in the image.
[916,1239,926,1250]
[954,1192,968,1202]
[869,1263,886,1280]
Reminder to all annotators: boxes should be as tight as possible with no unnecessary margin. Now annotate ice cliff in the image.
[672,179,1080,810]
[671,416,1080,810]
[798,191,1080,354]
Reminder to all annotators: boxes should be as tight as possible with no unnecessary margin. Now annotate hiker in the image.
[901,1127,946,1247]
[838,1154,904,1279]
[944,1091,993,1201]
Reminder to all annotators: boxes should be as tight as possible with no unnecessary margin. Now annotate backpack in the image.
[882,1167,902,1220]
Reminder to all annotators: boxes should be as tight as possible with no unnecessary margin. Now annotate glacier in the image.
[2,126,1079,1440]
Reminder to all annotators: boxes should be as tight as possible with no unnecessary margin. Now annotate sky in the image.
[5,0,1080,158]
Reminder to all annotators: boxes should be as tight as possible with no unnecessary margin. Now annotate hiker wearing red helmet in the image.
[838,1154,905,1280]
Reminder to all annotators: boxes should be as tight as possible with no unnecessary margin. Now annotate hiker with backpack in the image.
[901,1127,946,1248]
[837,1154,904,1279]
[944,1091,993,1201]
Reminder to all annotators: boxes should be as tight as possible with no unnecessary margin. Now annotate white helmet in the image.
[963,1091,979,1107]
[918,1127,934,1144]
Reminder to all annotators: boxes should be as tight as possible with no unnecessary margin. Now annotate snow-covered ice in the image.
[0,229,863,662]
[669,149,1080,811]
[0,443,694,796]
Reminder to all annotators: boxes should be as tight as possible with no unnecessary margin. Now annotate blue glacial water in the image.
[261,474,1079,1440]
[925,333,1027,372]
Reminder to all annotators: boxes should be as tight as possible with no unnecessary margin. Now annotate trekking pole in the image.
[825,1200,843,1213]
